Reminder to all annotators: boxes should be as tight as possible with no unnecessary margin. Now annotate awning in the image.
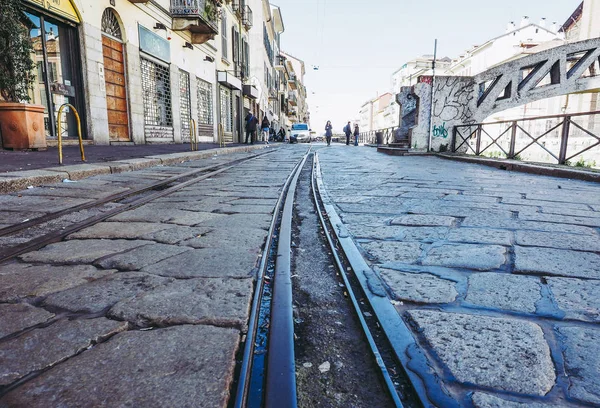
[218,71,242,91]
[243,85,259,99]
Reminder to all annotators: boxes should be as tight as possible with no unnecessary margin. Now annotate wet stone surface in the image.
[547,277,600,322]
[514,246,600,279]
[0,303,55,339]
[95,243,191,271]
[407,310,555,395]
[0,318,127,386]
[0,325,240,408]
[557,326,600,405]
[378,268,458,304]
[423,244,507,271]
[465,273,542,313]
[360,241,423,264]
[471,392,559,408]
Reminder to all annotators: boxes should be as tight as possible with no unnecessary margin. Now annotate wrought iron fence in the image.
[452,111,600,168]
[171,0,204,15]
[358,126,398,145]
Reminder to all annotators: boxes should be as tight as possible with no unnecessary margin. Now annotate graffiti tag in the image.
[433,122,448,138]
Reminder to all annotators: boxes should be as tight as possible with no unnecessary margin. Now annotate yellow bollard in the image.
[56,103,86,165]
[190,119,197,151]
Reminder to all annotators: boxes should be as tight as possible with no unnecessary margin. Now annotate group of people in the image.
[324,121,360,147]
[244,112,287,144]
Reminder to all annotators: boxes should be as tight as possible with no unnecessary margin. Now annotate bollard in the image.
[56,103,86,165]
[190,119,198,151]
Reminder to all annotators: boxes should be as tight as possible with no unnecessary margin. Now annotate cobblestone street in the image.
[317,146,600,407]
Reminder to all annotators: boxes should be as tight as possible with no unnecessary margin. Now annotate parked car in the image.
[291,123,311,143]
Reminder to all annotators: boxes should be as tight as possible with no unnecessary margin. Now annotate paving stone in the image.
[547,278,600,322]
[514,246,600,279]
[217,204,275,214]
[45,164,112,180]
[515,230,600,252]
[181,228,268,250]
[0,304,55,339]
[378,268,458,303]
[0,263,113,302]
[447,228,513,246]
[462,215,597,235]
[19,239,150,265]
[96,243,191,271]
[340,213,390,226]
[407,310,555,395]
[0,195,93,212]
[471,392,557,408]
[16,186,130,200]
[0,210,46,225]
[518,212,600,228]
[465,273,541,313]
[196,213,273,230]
[43,272,173,313]
[0,325,239,407]
[0,318,127,386]
[347,224,448,242]
[360,241,423,264]
[67,222,172,240]
[390,214,457,227]
[423,244,507,271]
[558,326,600,405]
[142,248,258,279]
[109,204,226,226]
[144,225,214,244]
[109,278,253,329]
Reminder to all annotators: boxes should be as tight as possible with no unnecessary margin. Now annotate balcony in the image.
[232,0,245,18]
[171,0,219,44]
[274,55,285,71]
[288,74,298,90]
[242,5,253,30]
[269,87,278,100]
[288,92,298,106]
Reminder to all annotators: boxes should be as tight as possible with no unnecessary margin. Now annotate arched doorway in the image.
[101,8,130,142]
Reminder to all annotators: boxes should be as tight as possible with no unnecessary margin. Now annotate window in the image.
[101,8,122,40]
[179,70,191,140]
[220,86,232,132]
[197,78,213,125]
[221,14,228,60]
[140,57,173,128]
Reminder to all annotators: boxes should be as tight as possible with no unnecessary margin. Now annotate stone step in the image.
[377,146,410,156]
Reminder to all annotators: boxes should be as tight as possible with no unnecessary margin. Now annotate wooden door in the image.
[102,36,130,141]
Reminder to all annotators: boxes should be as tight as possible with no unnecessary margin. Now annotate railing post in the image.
[475,125,482,156]
[558,117,571,164]
[508,121,517,159]
[451,126,457,152]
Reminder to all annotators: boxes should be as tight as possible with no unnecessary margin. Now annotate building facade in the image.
[12,0,307,148]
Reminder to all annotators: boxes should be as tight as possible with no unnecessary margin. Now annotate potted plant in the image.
[0,0,46,150]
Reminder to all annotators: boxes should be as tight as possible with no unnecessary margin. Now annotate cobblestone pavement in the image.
[317,146,600,407]
[0,146,308,407]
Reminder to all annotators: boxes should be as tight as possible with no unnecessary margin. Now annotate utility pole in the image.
[428,39,437,151]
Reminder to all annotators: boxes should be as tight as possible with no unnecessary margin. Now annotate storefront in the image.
[23,0,85,140]
[217,71,241,143]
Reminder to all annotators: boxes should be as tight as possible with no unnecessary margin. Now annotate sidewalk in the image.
[0,143,269,194]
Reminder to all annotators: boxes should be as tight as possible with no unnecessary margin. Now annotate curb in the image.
[437,153,600,183]
[0,145,269,194]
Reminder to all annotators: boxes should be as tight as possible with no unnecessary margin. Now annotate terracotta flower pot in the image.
[0,103,47,150]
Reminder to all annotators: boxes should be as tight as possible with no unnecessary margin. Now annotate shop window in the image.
[179,70,192,141]
[220,86,232,133]
[197,78,213,125]
[140,57,173,129]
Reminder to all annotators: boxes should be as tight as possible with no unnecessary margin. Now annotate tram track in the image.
[0,150,274,264]
[234,148,423,408]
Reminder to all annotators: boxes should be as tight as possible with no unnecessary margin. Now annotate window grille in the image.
[197,78,213,125]
[179,70,192,141]
[220,86,232,132]
[101,8,122,40]
[140,57,173,131]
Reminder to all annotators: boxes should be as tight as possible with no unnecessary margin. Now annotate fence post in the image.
[508,121,517,159]
[451,126,457,152]
[475,125,482,156]
[558,117,571,164]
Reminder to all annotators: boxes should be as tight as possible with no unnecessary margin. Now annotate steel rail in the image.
[310,153,404,408]
[233,148,310,408]
[0,153,270,264]
[0,150,273,239]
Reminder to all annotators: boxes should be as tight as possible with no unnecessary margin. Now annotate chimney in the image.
[539,18,546,28]
[506,21,516,32]
[550,21,558,33]
[520,16,530,28]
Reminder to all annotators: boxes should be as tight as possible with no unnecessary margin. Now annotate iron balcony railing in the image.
[171,0,219,30]
[242,5,253,29]
[359,126,399,146]
[452,110,600,168]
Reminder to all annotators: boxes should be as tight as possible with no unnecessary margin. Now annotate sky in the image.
[273,0,581,132]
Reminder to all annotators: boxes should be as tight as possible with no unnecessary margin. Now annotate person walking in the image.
[353,124,360,146]
[244,112,258,144]
[261,116,270,145]
[325,121,333,146]
[343,121,352,145]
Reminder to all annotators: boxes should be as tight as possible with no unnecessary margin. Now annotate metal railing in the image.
[452,111,600,167]
[242,5,253,29]
[56,103,85,165]
[171,0,204,15]
[359,126,399,145]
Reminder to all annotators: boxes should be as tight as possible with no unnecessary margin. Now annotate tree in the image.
[0,0,36,103]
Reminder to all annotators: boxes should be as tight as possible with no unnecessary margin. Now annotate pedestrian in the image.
[244,112,258,144]
[325,121,333,146]
[353,124,360,146]
[261,115,270,145]
[343,121,352,145]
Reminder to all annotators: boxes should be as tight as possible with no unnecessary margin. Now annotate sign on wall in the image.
[138,25,171,63]
[24,0,80,23]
